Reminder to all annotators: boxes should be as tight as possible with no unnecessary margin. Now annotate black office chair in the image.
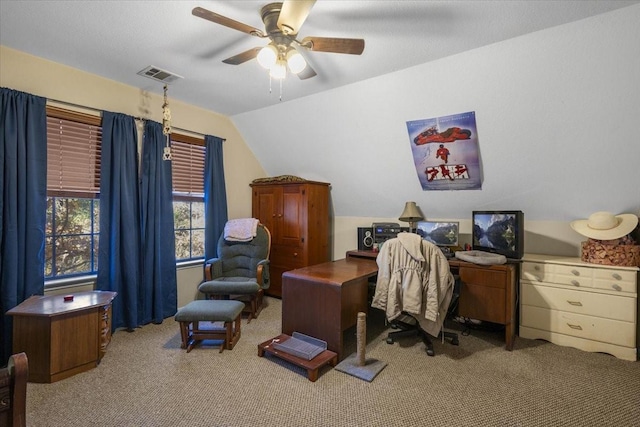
[386,276,461,356]
[372,234,460,356]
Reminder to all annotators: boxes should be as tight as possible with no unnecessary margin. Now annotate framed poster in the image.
[406,111,482,190]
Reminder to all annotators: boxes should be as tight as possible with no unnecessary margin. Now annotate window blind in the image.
[170,134,205,200]
[46,106,102,198]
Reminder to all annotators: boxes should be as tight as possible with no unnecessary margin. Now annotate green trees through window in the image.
[45,197,99,278]
[45,106,208,281]
[173,200,205,261]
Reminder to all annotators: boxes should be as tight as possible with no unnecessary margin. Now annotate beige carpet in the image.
[26,297,640,427]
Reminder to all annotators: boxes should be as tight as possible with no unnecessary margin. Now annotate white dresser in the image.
[520,254,639,361]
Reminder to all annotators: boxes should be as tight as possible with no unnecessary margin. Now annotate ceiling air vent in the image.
[137,66,183,84]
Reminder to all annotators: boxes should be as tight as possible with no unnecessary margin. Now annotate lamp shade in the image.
[269,60,287,79]
[257,44,278,69]
[399,201,424,223]
[286,49,307,74]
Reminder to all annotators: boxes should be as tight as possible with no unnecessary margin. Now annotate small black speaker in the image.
[357,227,374,251]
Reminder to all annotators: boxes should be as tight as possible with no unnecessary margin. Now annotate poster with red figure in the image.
[406,111,482,191]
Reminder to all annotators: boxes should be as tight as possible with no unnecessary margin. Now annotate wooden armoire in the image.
[250,178,331,297]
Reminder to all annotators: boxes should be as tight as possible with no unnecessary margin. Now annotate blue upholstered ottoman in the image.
[175,300,244,353]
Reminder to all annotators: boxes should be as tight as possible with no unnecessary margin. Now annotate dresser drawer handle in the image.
[612,273,622,281]
[533,265,541,271]
[570,280,580,287]
[567,323,583,330]
[611,284,622,291]
[566,300,583,306]
[571,269,580,276]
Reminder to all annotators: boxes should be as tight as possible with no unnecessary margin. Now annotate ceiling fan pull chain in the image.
[279,79,283,102]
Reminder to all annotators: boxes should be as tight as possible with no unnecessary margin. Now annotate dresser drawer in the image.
[522,262,593,288]
[521,282,636,322]
[521,262,553,282]
[553,264,594,288]
[521,305,635,347]
[593,268,637,293]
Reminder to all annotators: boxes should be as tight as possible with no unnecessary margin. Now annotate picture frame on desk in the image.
[416,221,459,247]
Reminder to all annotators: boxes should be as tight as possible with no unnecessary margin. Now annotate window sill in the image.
[177,259,204,269]
[45,274,97,291]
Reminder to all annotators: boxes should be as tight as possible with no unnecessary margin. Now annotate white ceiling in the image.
[2,0,638,117]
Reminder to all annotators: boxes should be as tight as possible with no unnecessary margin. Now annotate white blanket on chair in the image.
[224,218,259,242]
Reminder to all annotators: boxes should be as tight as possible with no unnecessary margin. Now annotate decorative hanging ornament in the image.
[162,84,172,161]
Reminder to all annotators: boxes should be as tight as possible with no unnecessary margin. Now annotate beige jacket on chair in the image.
[371,232,454,337]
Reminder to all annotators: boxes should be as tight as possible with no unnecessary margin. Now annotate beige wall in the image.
[1,46,266,305]
[1,45,590,307]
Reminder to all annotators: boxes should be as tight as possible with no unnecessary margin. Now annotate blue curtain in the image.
[204,135,228,260]
[97,112,141,331]
[140,121,177,324]
[0,88,47,365]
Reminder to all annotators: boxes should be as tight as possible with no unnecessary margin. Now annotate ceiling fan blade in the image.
[277,0,316,35]
[222,47,262,65]
[192,7,265,38]
[297,63,317,80]
[301,36,365,55]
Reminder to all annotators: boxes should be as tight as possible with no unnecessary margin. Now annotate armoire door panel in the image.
[280,186,303,246]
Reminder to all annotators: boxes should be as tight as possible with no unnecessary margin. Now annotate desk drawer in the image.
[521,305,635,347]
[459,283,506,324]
[521,282,635,322]
[459,267,507,289]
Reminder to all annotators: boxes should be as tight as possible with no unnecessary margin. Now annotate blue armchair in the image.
[199,223,271,322]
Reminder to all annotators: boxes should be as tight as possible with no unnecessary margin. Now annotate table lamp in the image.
[399,201,424,233]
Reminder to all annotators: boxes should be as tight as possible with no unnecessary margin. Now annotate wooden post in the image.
[356,312,366,366]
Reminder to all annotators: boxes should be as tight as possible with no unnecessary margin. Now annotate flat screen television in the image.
[416,221,459,247]
[472,210,524,259]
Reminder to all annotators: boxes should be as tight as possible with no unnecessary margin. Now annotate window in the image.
[170,134,206,261]
[45,106,102,279]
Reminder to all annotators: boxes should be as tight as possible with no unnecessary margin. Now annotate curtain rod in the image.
[46,97,225,141]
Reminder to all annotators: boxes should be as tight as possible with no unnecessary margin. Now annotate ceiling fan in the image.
[192,1,365,80]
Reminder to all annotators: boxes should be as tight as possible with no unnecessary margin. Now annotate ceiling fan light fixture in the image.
[286,49,307,74]
[257,44,278,69]
[269,60,287,80]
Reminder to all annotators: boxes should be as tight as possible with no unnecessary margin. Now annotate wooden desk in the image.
[345,250,517,350]
[282,258,378,361]
[7,291,117,383]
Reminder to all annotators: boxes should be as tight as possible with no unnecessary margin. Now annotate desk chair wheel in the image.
[440,330,459,346]
[425,345,435,357]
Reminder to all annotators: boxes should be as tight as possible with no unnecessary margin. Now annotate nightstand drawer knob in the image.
[612,273,622,281]
[571,280,580,287]
[534,265,541,271]
[567,300,583,306]
[567,323,583,330]
[612,284,622,291]
[571,269,580,276]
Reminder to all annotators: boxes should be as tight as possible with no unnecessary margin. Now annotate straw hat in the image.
[570,211,638,240]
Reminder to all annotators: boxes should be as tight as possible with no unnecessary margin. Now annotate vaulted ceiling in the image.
[2,0,638,117]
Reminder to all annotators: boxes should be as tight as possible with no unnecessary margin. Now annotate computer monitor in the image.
[416,221,459,247]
